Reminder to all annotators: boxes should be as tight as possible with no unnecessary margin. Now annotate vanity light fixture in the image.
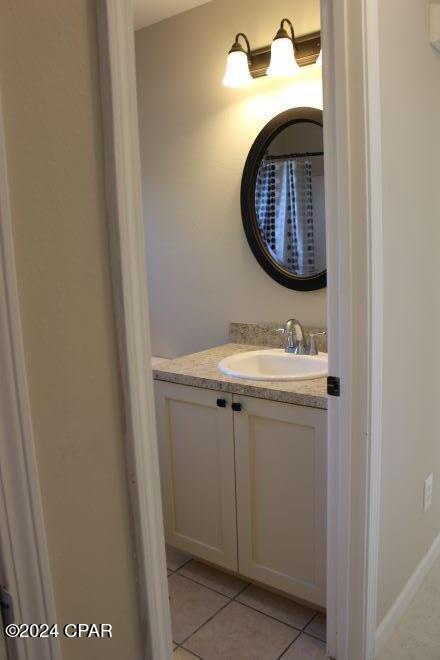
[267,19,300,77]
[223,33,253,88]
[223,23,321,88]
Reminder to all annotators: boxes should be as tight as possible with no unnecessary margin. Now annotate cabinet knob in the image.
[232,402,242,412]
[216,398,227,408]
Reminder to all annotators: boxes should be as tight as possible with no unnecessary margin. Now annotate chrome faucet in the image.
[278,320,327,355]
[308,331,327,355]
[278,319,306,354]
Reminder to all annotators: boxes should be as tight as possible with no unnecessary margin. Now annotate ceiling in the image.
[133,0,212,31]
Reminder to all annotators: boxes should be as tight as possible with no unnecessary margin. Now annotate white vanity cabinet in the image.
[154,382,238,571]
[154,381,326,606]
[234,395,326,607]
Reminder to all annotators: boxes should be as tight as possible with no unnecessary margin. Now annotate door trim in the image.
[362,0,384,657]
[322,0,383,658]
[96,2,172,658]
[96,1,384,659]
[0,90,61,660]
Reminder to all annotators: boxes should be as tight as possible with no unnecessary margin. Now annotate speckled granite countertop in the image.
[153,343,327,410]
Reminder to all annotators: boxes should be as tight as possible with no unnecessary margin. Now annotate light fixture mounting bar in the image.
[249,30,321,78]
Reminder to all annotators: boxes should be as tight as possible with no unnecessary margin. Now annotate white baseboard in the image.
[375,530,440,657]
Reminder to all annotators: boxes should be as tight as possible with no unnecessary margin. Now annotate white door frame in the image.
[95,2,172,658]
[0,91,61,660]
[96,0,384,658]
[0,0,383,660]
[322,0,383,658]
[0,0,384,659]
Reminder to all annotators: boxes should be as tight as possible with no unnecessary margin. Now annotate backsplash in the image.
[229,322,328,353]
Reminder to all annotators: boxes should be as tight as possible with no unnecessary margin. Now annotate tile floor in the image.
[166,545,327,660]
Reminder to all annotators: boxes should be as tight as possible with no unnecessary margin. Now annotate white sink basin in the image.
[218,349,328,382]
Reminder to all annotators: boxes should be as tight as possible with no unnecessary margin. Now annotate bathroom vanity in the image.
[153,336,327,608]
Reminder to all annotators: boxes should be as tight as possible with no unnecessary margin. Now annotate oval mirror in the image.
[241,107,326,291]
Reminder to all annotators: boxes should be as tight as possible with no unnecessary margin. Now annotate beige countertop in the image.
[153,343,327,409]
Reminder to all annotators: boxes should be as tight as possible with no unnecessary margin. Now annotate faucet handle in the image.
[308,331,327,355]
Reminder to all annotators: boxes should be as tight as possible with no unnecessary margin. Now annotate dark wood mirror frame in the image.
[241,107,327,291]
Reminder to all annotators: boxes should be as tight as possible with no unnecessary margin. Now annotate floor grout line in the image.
[167,556,193,573]
[275,628,303,660]
[232,596,317,634]
[278,631,328,659]
[171,579,323,645]
[302,630,327,643]
[178,581,251,651]
[167,561,326,657]
[302,610,327,643]
[170,568,319,634]
[173,643,203,659]
[178,598,233,649]
[302,610,320,633]
[173,567,249,600]
[232,582,253,600]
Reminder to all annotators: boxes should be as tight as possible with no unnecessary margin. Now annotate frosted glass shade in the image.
[223,50,253,88]
[267,37,300,77]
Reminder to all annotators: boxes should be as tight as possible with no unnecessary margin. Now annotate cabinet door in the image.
[155,381,237,570]
[234,395,326,606]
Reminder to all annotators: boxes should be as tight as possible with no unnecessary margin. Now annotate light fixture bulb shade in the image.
[266,37,300,77]
[316,48,323,65]
[222,50,253,88]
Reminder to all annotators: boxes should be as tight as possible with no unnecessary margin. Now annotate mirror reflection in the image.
[254,121,326,278]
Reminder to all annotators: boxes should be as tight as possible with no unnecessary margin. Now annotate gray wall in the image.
[0,2,143,658]
[135,0,325,358]
[377,0,440,624]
